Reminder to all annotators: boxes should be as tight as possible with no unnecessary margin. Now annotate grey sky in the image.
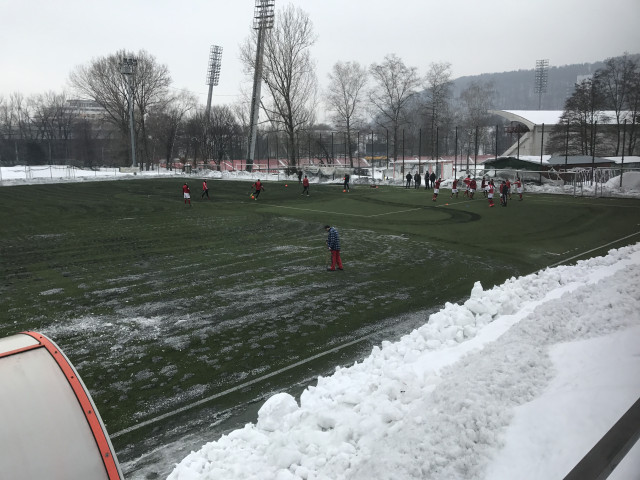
[2,0,639,107]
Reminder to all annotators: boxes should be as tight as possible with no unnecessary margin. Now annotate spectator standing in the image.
[414,172,421,189]
[430,172,436,188]
[405,172,413,188]
[324,225,344,271]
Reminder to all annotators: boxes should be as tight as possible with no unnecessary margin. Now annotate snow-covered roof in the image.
[489,110,636,128]
[603,156,640,165]
[489,110,563,127]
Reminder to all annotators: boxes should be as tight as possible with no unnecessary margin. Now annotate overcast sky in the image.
[2,0,639,108]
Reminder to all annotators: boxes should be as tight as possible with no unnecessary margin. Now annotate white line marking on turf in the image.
[110,333,375,438]
[533,198,640,208]
[547,231,640,268]
[258,203,451,218]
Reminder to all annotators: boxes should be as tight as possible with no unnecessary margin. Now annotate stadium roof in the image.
[488,110,564,128]
[489,110,636,128]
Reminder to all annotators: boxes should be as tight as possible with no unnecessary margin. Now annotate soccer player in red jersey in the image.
[432,178,441,202]
[182,183,191,206]
[487,180,495,207]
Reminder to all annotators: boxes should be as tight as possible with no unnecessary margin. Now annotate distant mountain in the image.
[451,55,638,110]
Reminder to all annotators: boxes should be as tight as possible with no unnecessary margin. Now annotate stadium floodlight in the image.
[206,45,223,87]
[205,45,223,119]
[247,0,275,171]
[120,57,138,168]
[534,59,549,110]
[253,0,275,29]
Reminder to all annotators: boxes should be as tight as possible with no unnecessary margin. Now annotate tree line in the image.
[0,4,637,169]
[548,54,640,157]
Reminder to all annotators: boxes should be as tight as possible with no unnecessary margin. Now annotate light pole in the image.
[247,0,275,172]
[205,45,223,119]
[535,59,549,110]
[120,57,138,168]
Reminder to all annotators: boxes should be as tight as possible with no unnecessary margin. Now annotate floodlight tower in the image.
[205,45,223,120]
[535,59,549,110]
[246,0,275,171]
[120,57,138,167]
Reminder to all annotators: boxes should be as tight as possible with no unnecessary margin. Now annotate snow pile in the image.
[167,244,640,480]
[605,170,640,193]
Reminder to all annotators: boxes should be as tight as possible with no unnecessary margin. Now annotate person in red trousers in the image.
[325,225,344,271]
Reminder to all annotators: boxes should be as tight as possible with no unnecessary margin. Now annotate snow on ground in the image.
[2,166,640,479]
[166,244,640,480]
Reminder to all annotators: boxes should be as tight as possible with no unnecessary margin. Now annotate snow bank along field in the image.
[1,166,639,479]
[167,243,640,480]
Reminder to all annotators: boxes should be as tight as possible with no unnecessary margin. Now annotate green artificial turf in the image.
[1,178,638,467]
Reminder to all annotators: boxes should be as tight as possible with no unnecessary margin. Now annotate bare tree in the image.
[145,91,196,170]
[325,61,368,167]
[549,78,607,156]
[423,62,453,158]
[625,67,640,155]
[595,53,639,155]
[456,80,496,163]
[369,54,421,165]
[30,91,79,163]
[208,105,241,169]
[69,49,171,168]
[240,4,318,168]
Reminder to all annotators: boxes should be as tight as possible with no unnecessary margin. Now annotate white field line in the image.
[547,231,640,268]
[533,198,640,209]
[110,333,376,438]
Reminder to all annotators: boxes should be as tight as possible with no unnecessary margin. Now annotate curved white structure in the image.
[0,332,123,480]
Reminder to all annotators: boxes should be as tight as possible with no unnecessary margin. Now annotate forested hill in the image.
[451,58,620,110]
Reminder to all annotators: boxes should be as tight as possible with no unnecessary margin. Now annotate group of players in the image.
[445,175,523,207]
[180,175,523,208]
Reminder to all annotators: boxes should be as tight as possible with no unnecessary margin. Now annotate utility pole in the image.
[247,0,275,172]
[120,57,138,168]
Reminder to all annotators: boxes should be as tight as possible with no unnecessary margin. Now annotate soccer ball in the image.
[343,189,346,193]
[251,195,255,199]
[285,184,288,187]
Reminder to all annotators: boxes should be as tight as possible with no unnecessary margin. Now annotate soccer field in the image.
[1,178,639,477]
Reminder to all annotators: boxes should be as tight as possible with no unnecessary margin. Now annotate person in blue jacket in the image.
[325,225,344,271]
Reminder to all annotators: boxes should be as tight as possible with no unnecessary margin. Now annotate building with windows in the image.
[66,99,107,119]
